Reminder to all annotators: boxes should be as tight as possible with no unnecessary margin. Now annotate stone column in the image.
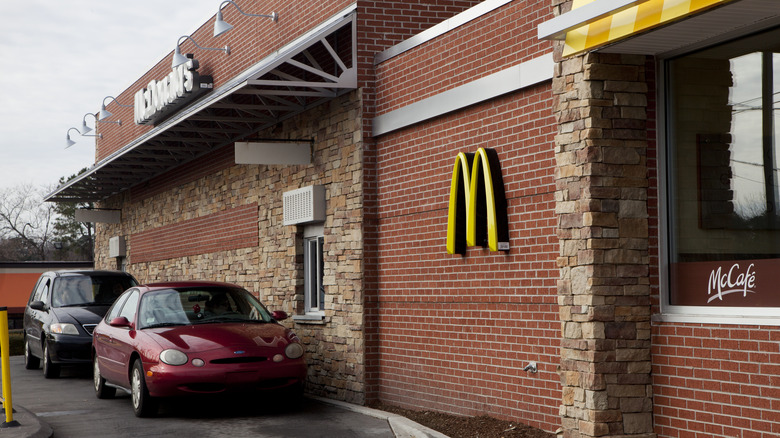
[552,42,656,438]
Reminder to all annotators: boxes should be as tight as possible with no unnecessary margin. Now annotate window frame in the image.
[302,224,325,317]
[658,27,780,325]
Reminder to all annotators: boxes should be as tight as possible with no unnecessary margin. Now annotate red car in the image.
[92,281,307,417]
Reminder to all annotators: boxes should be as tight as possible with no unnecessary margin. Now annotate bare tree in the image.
[0,184,56,260]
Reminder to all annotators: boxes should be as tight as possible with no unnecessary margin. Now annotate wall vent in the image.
[109,236,126,258]
[283,185,326,225]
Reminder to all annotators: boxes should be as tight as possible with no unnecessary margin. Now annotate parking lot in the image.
[6,356,399,438]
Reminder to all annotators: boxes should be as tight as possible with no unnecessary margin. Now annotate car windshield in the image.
[52,275,136,307]
[137,286,275,329]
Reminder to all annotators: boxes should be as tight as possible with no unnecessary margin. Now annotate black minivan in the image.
[23,270,138,378]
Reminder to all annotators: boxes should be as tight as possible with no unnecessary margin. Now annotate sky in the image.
[0,0,221,194]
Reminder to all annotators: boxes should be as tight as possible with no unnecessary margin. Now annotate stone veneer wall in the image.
[94,90,367,403]
[551,0,655,434]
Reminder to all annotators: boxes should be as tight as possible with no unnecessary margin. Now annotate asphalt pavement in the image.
[0,356,447,438]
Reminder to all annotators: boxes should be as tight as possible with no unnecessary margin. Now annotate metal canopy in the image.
[46,7,357,203]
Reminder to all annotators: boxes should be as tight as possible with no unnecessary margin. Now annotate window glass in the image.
[52,274,137,307]
[304,234,324,313]
[106,291,131,322]
[31,278,49,303]
[118,290,139,322]
[138,287,273,328]
[667,26,780,308]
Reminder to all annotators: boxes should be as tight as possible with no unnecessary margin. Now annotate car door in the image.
[23,275,51,359]
[94,290,133,384]
[96,289,139,387]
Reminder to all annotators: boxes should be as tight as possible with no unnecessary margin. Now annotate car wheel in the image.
[42,342,60,379]
[24,338,40,370]
[131,360,157,417]
[93,356,116,399]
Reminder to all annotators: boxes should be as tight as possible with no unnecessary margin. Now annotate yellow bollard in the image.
[0,307,20,427]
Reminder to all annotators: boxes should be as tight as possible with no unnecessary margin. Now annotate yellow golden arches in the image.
[446,148,509,255]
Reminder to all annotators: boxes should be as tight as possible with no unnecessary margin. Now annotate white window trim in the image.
[302,224,324,317]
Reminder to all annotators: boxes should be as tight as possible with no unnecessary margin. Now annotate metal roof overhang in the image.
[584,0,780,58]
[46,5,357,203]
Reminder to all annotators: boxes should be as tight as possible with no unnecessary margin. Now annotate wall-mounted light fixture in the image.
[99,95,132,122]
[65,127,101,149]
[172,35,230,68]
[80,112,98,134]
[213,1,278,37]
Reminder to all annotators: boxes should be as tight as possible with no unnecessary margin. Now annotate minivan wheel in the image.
[131,360,157,417]
[42,342,60,379]
[24,338,40,370]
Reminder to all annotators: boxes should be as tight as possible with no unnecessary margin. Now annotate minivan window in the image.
[51,275,136,307]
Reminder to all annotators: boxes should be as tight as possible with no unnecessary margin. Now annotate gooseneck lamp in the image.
[80,112,98,135]
[172,35,230,68]
[99,96,132,122]
[65,127,101,149]
[213,1,278,37]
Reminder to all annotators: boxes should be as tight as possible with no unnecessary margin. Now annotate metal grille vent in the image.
[283,185,326,225]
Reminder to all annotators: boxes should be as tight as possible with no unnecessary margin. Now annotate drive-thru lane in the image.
[6,356,400,438]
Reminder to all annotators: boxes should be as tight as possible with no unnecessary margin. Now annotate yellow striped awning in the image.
[563,0,738,57]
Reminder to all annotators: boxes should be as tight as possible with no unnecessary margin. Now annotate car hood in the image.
[52,306,109,325]
[144,322,294,353]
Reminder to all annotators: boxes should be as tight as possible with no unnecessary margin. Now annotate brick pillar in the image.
[553,45,656,437]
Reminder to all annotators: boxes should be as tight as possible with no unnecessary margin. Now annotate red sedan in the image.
[92,281,307,417]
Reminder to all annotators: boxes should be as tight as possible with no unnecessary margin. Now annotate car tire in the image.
[131,360,157,417]
[93,356,116,399]
[24,338,40,370]
[42,342,60,379]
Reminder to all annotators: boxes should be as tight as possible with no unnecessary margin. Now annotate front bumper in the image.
[47,334,93,364]
[144,359,307,398]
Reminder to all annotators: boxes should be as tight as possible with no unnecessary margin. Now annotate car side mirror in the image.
[109,316,132,328]
[271,310,288,321]
[29,301,46,311]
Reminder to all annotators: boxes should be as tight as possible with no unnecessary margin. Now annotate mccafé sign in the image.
[134,57,213,126]
[670,258,780,307]
[446,147,509,255]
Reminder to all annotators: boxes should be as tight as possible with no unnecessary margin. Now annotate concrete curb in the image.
[307,395,450,438]
[0,404,52,438]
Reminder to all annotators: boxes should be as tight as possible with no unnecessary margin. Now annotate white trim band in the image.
[374,0,513,64]
[371,53,554,137]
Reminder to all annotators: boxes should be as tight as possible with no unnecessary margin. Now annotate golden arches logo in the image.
[446,148,509,255]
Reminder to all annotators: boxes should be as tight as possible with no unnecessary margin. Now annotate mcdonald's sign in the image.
[446,148,509,255]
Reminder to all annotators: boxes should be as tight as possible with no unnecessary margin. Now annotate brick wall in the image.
[373,0,550,114]
[367,87,561,430]
[367,0,559,430]
[652,324,780,437]
[132,203,259,263]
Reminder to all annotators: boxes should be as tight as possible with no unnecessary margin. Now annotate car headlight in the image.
[50,323,79,335]
[285,342,304,359]
[159,349,188,366]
